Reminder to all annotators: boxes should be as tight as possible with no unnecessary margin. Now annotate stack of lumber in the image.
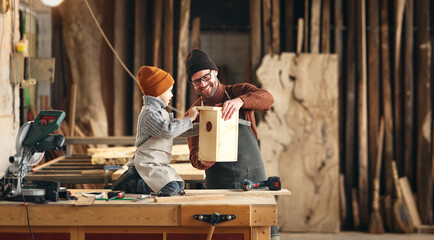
[88,144,190,165]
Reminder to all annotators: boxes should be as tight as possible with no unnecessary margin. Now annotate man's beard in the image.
[197,80,219,99]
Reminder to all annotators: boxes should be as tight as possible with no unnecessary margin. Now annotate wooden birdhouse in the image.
[197,106,238,162]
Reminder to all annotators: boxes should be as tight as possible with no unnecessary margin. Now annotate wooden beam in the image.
[153,0,163,67]
[304,0,309,52]
[164,0,174,75]
[415,0,433,225]
[344,0,357,228]
[189,17,200,106]
[357,0,369,227]
[284,0,294,52]
[271,0,280,54]
[133,0,147,135]
[403,0,414,188]
[262,0,272,55]
[249,0,261,85]
[380,0,395,204]
[394,0,406,175]
[176,0,191,118]
[334,0,344,180]
[310,0,321,53]
[367,0,380,215]
[113,0,128,136]
[320,0,330,53]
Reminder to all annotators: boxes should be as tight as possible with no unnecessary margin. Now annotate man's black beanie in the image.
[185,49,218,81]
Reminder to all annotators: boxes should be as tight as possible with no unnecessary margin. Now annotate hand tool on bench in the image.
[241,176,281,191]
[106,191,125,201]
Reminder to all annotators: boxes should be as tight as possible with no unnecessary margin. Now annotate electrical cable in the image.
[82,0,183,114]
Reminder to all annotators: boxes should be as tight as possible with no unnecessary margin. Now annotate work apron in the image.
[133,110,183,193]
[205,114,266,189]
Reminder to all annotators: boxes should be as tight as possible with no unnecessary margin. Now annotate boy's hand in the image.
[188,107,199,122]
[216,98,244,121]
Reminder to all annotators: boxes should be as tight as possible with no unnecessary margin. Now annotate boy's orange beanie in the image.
[137,66,174,97]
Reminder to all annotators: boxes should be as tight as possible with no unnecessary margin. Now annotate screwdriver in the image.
[106,191,125,202]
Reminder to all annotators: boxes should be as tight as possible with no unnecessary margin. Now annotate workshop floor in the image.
[279,232,433,240]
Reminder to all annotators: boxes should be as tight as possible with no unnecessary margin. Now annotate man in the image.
[185,49,279,240]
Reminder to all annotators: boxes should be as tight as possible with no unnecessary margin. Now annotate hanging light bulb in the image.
[41,0,64,7]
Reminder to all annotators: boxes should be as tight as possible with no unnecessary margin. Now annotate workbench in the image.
[0,189,290,240]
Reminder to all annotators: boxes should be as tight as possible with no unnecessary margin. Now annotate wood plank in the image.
[357,0,369,227]
[111,163,205,181]
[344,0,357,228]
[415,0,433,225]
[176,0,191,118]
[65,136,135,145]
[284,0,294,51]
[310,0,321,53]
[256,53,339,232]
[262,0,272,55]
[367,0,381,210]
[403,0,414,187]
[380,0,394,198]
[296,18,303,54]
[152,0,163,67]
[133,0,147,136]
[399,176,421,228]
[184,189,291,196]
[113,0,128,136]
[320,0,330,53]
[304,0,309,52]
[164,0,174,75]
[154,194,226,203]
[189,17,200,106]
[271,0,280,54]
[394,0,406,175]
[334,0,344,180]
[249,0,261,85]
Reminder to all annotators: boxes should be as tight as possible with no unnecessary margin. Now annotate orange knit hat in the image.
[137,66,174,97]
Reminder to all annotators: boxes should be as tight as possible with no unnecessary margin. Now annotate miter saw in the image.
[1,110,68,203]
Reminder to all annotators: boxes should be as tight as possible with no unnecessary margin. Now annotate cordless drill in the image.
[241,176,281,191]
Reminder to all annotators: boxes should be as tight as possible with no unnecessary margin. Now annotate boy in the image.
[112,66,199,196]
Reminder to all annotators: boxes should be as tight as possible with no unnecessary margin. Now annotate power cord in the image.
[22,191,34,240]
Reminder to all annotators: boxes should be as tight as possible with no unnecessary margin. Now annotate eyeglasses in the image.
[190,70,212,86]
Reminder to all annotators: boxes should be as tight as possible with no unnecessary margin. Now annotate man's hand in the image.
[216,98,244,121]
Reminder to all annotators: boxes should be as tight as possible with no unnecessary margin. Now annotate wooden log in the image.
[367,0,380,216]
[320,0,330,53]
[357,0,369,227]
[271,0,280,54]
[133,0,147,135]
[176,0,191,118]
[164,0,174,75]
[380,0,394,198]
[249,0,261,85]
[310,0,321,53]
[262,0,272,55]
[152,0,163,67]
[415,0,433,225]
[403,0,414,187]
[284,0,294,52]
[257,53,339,232]
[394,0,406,175]
[344,0,357,228]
